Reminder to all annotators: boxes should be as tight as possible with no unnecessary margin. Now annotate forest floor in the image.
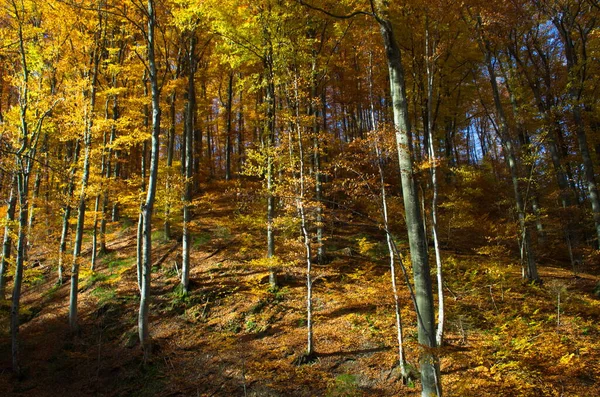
[1,181,600,396]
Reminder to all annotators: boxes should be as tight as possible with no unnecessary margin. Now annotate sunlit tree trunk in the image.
[425,17,445,347]
[374,2,441,394]
[0,176,17,300]
[291,75,315,360]
[375,139,409,383]
[181,33,196,293]
[225,72,233,181]
[164,91,176,241]
[139,0,162,352]
[69,34,100,331]
[58,141,79,284]
[264,56,277,289]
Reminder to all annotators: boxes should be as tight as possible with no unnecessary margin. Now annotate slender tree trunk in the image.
[26,154,43,256]
[58,141,79,285]
[181,34,196,293]
[0,176,17,300]
[237,73,244,173]
[375,141,409,383]
[310,51,324,264]
[293,76,314,359]
[11,171,29,373]
[225,72,233,181]
[100,94,119,254]
[477,16,539,283]
[265,61,277,289]
[69,128,92,332]
[69,50,99,331]
[164,91,176,241]
[139,0,161,352]
[374,3,441,395]
[425,18,445,347]
[137,78,149,292]
[553,17,600,247]
[91,113,109,270]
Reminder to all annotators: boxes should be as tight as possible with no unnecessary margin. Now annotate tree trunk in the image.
[181,34,196,293]
[375,141,409,383]
[0,176,17,300]
[477,17,539,283]
[425,19,445,347]
[139,0,161,352]
[11,170,29,373]
[225,72,233,181]
[552,15,600,247]
[265,60,277,289]
[236,73,244,173]
[375,3,441,395]
[164,91,176,241]
[293,75,315,359]
[69,49,99,331]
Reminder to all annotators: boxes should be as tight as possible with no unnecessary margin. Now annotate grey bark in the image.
[477,17,539,283]
[375,141,409,383]
[0,176,17,300]
[373,2,441,395]
[225,72,233,181]
[10,2,54,371]
[139,0,162,352]
[293,76,314,358]
[58,140,80,284]
[552,11,600,246]
[181,34,196,293]
[137,76,149,292]
[164,91,176,241]
[265,58,277,289]
[425,19,445,347]
[69,38,100,331]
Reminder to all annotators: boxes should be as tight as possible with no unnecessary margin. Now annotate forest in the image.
[0,0,599,395]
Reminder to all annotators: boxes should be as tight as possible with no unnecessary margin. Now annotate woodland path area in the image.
[1,184,599,397]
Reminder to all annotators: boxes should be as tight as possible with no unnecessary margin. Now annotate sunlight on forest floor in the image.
[1,182,599,396]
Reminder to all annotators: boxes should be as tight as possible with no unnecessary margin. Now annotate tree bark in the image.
[477,17,539,283]
[69,40,100,331]
[139,0,161,352]
[225,72,233,181]
[374,2,441,394]
[0,176,17,300]
[181,33,196,293]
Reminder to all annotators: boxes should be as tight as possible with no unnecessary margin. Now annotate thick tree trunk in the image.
[375,4,441,395]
